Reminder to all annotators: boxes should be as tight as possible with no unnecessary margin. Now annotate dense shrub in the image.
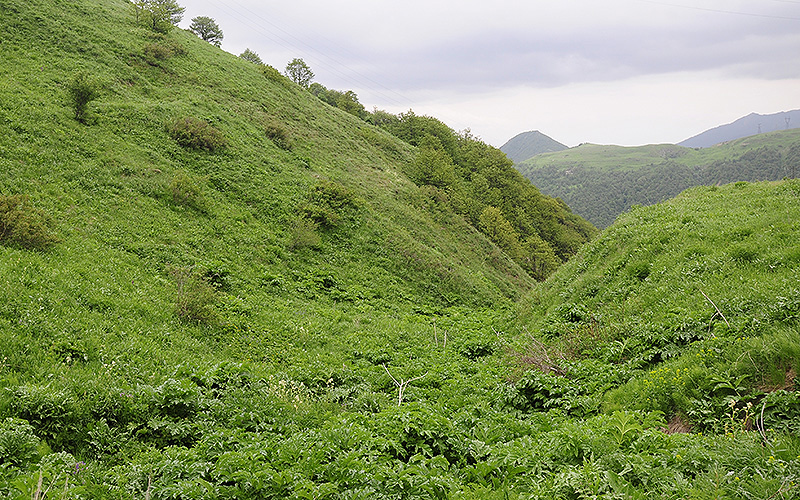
[264,122,291,150]
[142,38,186,62]
[168,171,208,211]
[262,64,285,83]
[300,180,361,229]
[0,417,41,467]
[289,216,322,250]
[9,385,86,452]
[0,194,60,250]
[167,117,227,151]
[170,266,218,324]
[67,70,101,123]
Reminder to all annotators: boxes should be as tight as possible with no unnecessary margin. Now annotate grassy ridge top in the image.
[517,129,800,227]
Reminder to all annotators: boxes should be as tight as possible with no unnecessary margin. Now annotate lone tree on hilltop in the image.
[239,48,262,64]
[285,58,314,89]
[189,16,223,46]
[133,0,185,33]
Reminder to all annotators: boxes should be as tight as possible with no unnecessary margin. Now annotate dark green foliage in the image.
[133,0,185,33]
[189,16,222,47]
[168,171,208,211]
[0,418,41,467]
[9,385,86,452]
[239,48,262,64]
[264,121,292,150]
[409,138,458,189]
[0,194,60,250]
[300,179,361,229]
[375,111,597,280]
[171,266,218,324]
[261,63,284,82]
[288,216,322,250]
[142,38,186,63]
[518,132,800,228]
[67,70,101,123]
[166,117,227,151]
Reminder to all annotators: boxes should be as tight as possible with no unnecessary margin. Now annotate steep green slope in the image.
[1,0,798,498]
[0,0,540,307]
[517,130,800,228]
[517,179,800,423]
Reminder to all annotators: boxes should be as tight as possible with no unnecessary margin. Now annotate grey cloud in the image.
[326,18,800,93]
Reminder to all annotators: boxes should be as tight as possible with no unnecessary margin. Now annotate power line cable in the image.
[636,0,800,20]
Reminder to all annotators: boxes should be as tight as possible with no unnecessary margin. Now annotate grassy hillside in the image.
[0,0,549,307]
[512,180,800,496]
[1,0,799,498]
[517,129,800,227]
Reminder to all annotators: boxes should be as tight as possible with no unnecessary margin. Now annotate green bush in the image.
[289,216,322,250]
[262,64,285,83]
[0,194,60,250]
[0,417,41,467]
[9,385,86,452]
[170,266,218,324]
[168,171,208,211]
[67,70,101,123]
[300,180,361,229]
[167,117,227,151]
[142,39,186,63]
[265,122,291,150]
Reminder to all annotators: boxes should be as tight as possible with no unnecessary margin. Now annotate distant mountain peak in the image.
[500,130,567,163]
[679,109,800,148]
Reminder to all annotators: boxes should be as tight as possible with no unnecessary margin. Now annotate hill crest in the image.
[679,109,800,148]
[500,130,567,163]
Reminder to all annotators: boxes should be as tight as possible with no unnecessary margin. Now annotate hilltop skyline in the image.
[180,0,800,147]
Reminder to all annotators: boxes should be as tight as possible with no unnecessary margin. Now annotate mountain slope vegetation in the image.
[499,130,568,164]
[0,0,798,498]
[516,129,800,228]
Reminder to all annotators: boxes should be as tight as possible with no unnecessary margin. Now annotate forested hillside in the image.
[516,129,800,228]
[0,0,798,498]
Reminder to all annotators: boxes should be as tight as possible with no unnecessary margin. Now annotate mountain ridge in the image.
[499,130,567,163]
[516,129,800,227]
[679,109,800,148]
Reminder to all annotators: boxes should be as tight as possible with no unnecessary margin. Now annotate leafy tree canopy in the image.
[189,16,223,47]
[133,0,185,33]
[285,58,314,88]
[239,48,262,64]
[309,83,367,119]
[371,110,597,279]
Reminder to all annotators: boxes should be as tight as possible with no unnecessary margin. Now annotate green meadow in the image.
[1,0,798,498]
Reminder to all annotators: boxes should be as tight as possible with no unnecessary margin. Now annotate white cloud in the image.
[180,0,800,146]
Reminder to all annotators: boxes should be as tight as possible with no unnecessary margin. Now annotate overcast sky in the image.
[179,0,800,147]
